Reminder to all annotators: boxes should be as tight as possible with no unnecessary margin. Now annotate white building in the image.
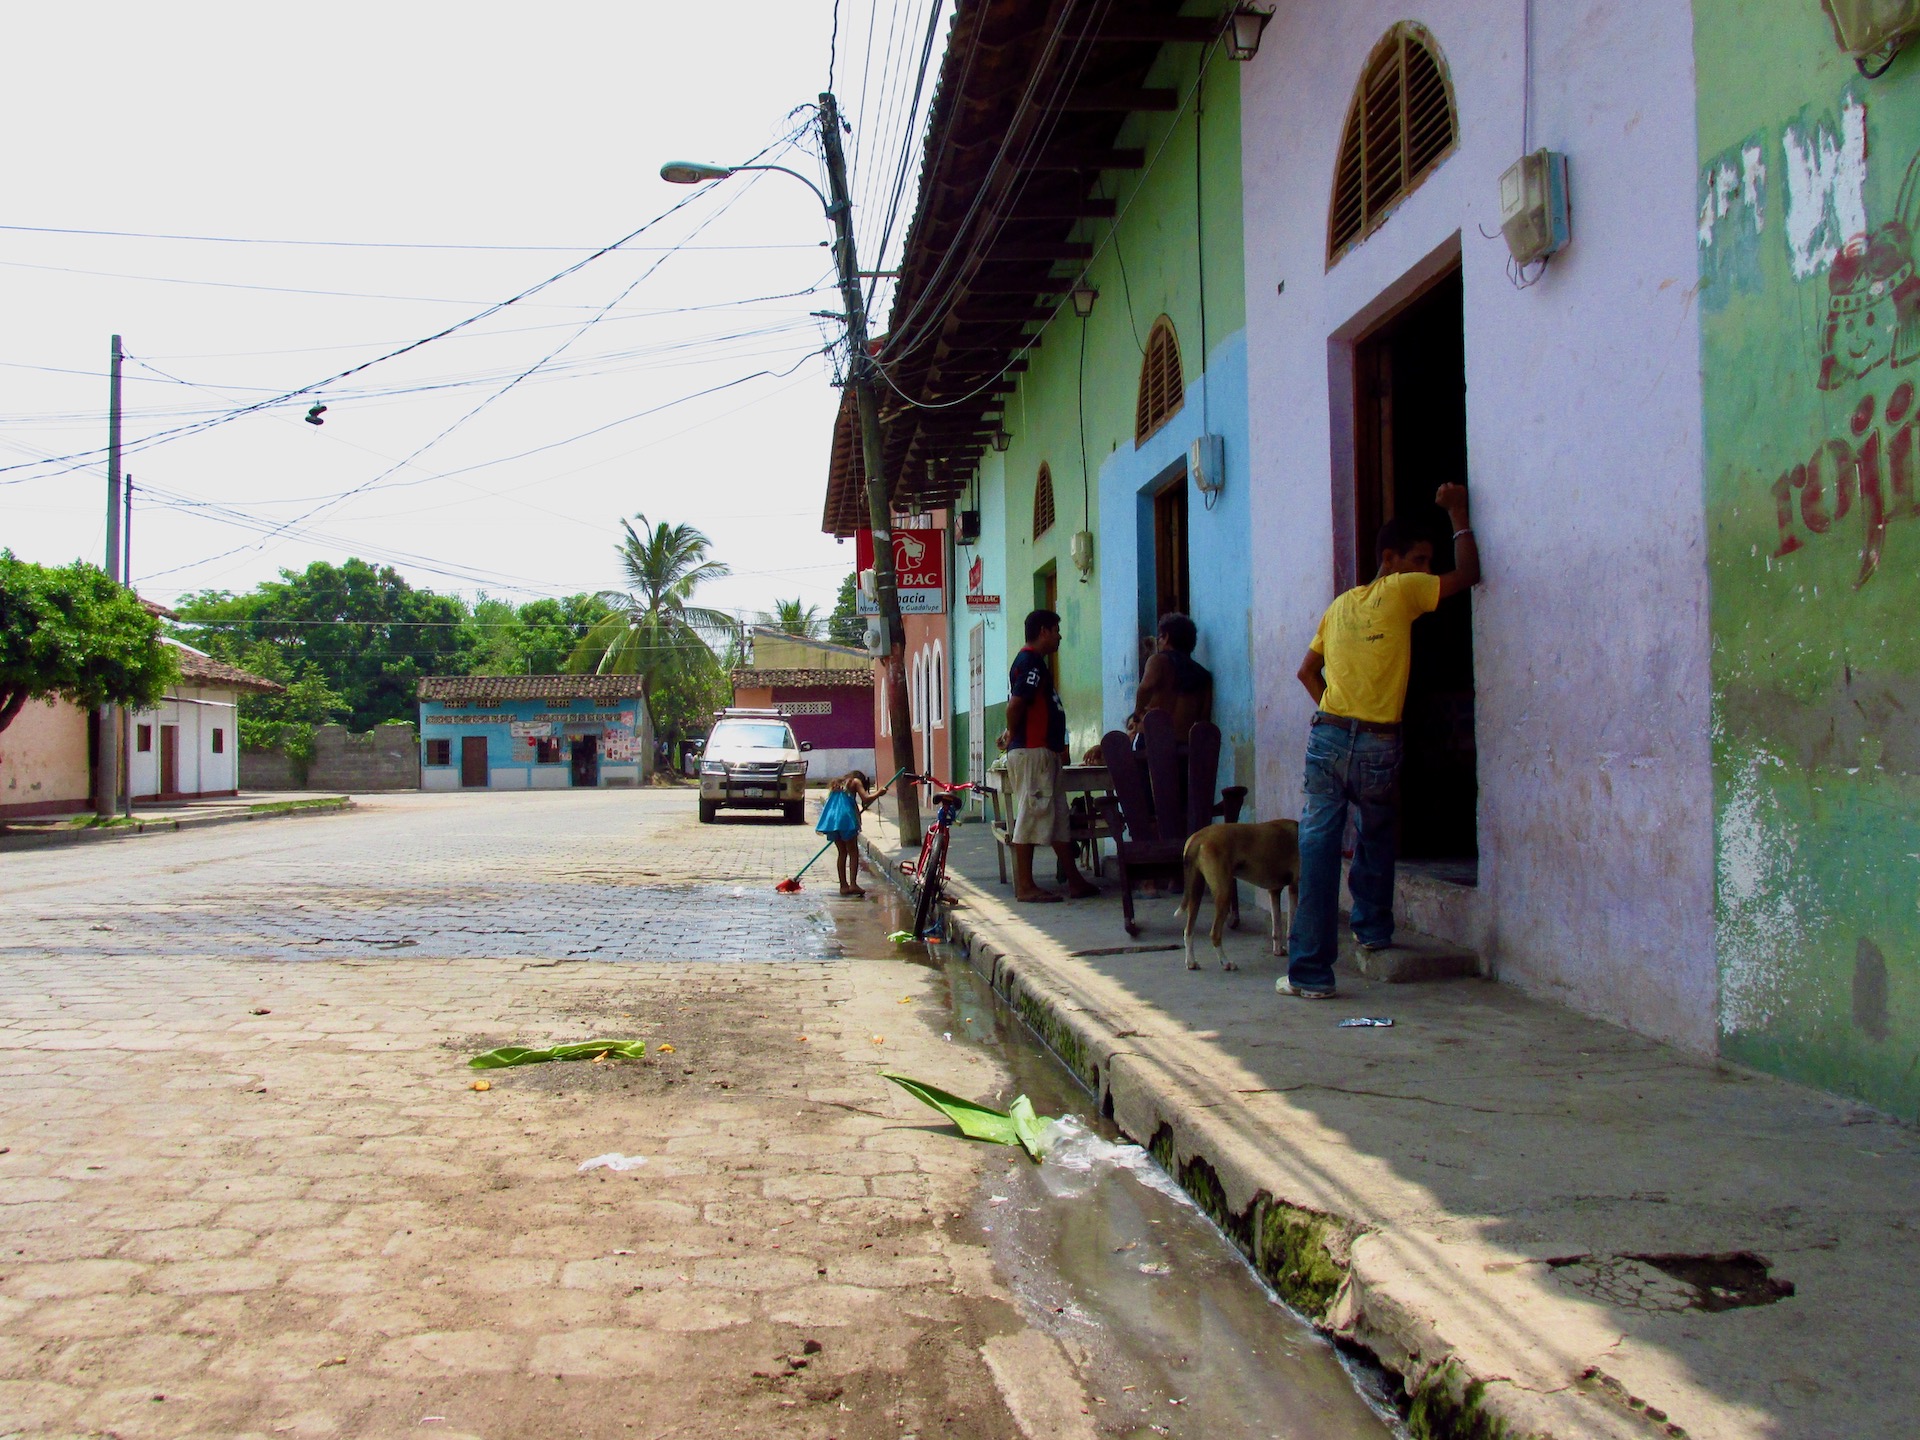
[129,643,282,801]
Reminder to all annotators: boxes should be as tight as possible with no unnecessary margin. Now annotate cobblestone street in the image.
[0,791,1061,1440]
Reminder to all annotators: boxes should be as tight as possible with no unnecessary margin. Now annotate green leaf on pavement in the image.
[468,1039,648,1069]
[881,1073,1055,1160]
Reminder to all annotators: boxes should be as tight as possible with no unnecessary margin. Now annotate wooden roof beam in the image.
[1024,146,1146,171]
[1077,15,1220,44]
[1061,88,1178,113]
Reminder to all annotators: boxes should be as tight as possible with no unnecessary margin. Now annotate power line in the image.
[0,124,813,486]
[0,221,821,254]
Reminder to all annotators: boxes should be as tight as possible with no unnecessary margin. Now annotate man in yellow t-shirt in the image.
[1279,483,1480,999]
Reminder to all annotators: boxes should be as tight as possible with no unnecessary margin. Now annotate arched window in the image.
[1135,317,1184,445]
[1327,23,1457,264]
[1033,463,1057,539]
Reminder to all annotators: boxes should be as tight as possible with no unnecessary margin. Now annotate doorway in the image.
[1351,265,1476,863]
[570,734,600,788]
[1153,468,1190,625]
[460,735,488,788]
[1034,563,1059,686]
[159,724,180,796]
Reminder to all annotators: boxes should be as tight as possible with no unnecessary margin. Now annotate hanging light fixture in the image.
[1070,281,1099,318]
[1225,4,1275,61]
[992,425,1012,452]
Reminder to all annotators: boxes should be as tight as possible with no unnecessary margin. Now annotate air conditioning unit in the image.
[955,510,981,545]
[1189,434,1225,498]
[1824,0,1920,74]
[1499,149,1571,267]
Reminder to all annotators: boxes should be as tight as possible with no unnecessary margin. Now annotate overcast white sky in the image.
[0,1,950,627]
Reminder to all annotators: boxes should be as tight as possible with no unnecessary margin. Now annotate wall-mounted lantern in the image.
[1070,281,1099,318]
[992,426,1012,452]
[1225,5,1275,61]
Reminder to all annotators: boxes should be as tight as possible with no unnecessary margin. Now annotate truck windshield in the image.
[713,723,794,749]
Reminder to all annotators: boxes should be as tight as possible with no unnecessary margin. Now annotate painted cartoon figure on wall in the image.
[1817,156,1920,390]
[1771,146,1920,585]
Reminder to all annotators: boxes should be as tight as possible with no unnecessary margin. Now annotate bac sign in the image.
[854,526,945,615]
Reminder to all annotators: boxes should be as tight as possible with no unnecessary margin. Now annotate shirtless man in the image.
[1131,612,1213,739]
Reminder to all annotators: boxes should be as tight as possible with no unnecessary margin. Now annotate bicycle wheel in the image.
[912,826,950,940]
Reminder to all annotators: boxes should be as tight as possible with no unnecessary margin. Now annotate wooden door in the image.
[460,736,489,788]
[1153,477,1190,622]
[159,725,179,795]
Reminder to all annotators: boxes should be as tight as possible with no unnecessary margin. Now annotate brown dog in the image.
[1176,819,1301,971]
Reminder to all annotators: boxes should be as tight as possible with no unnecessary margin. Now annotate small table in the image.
[980,759,1114,883]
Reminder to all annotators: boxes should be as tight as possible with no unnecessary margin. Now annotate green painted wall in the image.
[974,24,1243,759]
[1696,2,1920,1114]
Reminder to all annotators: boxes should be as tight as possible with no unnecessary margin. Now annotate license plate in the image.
[740,787,767,797]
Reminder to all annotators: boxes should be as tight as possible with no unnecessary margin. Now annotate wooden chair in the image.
[1097,711,1246,935]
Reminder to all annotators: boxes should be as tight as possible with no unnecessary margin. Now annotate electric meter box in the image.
[1189,433,1225,497]
[1499,149,1570,267]
[1823,0,1920,58]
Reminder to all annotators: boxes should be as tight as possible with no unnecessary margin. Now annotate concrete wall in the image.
[0,697,89,817]
[1241,0,1716,1049]
[1694,3,1920,1113]
[314,724,419,791]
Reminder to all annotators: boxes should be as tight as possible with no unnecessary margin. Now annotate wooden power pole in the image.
[93,335,124,820]
[818,91,923,846]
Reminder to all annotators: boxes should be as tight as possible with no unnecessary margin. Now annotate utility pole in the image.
[93,336,124,821]
[121,474,134,818]
[818,90,922,846]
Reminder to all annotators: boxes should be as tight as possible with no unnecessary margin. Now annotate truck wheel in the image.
[699,800,718,824]
[783,801,806,825]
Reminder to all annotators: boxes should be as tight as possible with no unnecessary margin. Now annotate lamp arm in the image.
[727,163,834,216]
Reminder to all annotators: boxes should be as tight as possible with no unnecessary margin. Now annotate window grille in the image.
[1135,317,1185,444]
[1034,464,1057,539]
[1328,24,1457,262]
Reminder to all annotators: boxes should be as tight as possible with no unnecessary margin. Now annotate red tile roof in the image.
[171,648,283,695]
[417,674,646,702]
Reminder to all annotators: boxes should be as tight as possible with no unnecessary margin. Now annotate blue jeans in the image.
[1286,721,1403,992]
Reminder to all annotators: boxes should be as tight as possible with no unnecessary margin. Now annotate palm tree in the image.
[566,516,735,702]
[762,597,824,639]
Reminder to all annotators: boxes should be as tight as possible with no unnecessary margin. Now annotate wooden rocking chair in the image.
[1096,710,1246,935]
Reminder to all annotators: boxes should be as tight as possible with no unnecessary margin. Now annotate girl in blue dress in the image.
[816,770,877,896]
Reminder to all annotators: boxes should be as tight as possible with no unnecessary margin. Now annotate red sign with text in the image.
[855,527,945,614]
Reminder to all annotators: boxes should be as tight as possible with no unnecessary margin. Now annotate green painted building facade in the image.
[1696,3,1920,1114]
[957,30,1247,786]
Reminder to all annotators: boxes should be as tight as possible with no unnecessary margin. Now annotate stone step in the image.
[1343,928,1482,983]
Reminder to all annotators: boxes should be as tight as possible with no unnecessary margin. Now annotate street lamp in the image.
[658,106,924,845]
[1070,281,1099,318]
[1225,4,1275,61]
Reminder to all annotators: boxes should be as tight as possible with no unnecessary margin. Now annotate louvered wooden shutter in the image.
[1327,25,1457,263]
[1135,317,1185,445]
[1033,464,1056,538]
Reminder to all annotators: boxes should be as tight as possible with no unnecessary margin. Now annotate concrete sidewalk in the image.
[863,810,1918,1440]
[0,791,352,850]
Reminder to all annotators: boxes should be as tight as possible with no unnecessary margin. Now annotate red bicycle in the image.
[900,772,976,940]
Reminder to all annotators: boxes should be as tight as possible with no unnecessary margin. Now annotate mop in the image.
[774,768,906,892]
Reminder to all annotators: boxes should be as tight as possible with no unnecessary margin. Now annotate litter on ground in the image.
[468,1039,647,1069]
[881,1073,1055,1160]
[578,1153,648,1172]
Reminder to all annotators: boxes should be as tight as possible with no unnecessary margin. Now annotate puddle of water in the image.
[831,889,1401,1439]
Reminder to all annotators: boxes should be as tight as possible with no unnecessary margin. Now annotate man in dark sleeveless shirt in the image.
[1131,612,1213,738]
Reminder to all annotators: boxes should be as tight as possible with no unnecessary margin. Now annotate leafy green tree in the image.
[0,551,174,736]
[826,571,865,647]
[461,593,616,676]
[567,516,735,716]
[208,640,348,775]
[175,559,468,731]
[762,597,824,639]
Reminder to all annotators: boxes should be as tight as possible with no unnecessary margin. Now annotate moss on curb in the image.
[1409,1361,1513,1440]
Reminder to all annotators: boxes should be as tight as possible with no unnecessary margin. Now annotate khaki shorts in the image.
[1005,746,1069,846]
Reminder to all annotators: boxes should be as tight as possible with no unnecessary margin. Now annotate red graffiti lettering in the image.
[1771,468,1805,557]
[1856,426,1887,586]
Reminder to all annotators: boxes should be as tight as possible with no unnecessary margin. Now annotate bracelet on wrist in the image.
[1452,527,1473,539]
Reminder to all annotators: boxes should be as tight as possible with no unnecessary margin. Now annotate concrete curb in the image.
[0,797,355,852]
[862,830,1639,1440]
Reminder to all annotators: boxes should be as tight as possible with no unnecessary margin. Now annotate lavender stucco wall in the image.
[770,686,873,751]
[1240,1,1716,1048]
